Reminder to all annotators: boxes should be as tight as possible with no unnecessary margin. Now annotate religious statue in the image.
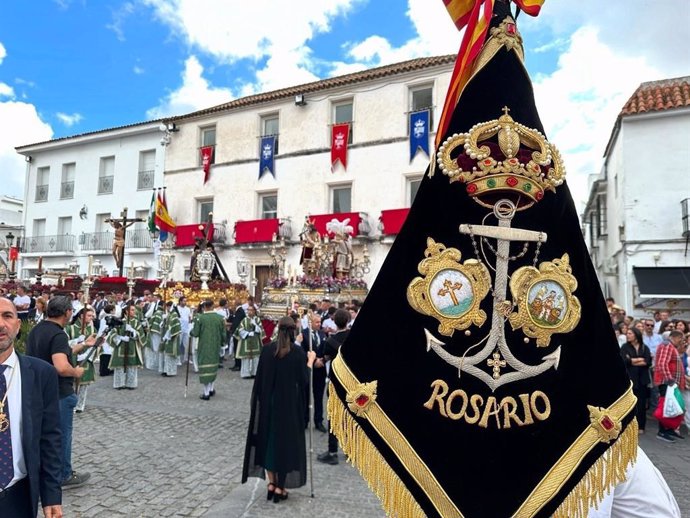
[326,218,354,279]
[299,218,322,277]
[108,218,136,270]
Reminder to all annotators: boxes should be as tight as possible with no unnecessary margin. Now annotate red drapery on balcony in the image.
[235,219,280,244]
[175,223,214,248]
[380,208,410,236]
[309,212,360,237]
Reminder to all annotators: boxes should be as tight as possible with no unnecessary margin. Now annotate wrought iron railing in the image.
[21,234,75,253]
[98,175,114,194]
[60,181,74,199]
[35,184,48,202]
[137,169,154,190]
[80,228,153,251]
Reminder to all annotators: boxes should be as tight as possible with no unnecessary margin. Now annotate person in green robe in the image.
[159,301,182,377]
[106,302,145,389]
[66,307,98,412]
[190,299,226,400]
[234,305,266,379]
[148,303,164,370]
[135,298,155,370]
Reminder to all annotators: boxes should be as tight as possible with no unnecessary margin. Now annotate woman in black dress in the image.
[242,316,316,502]
[620,327,652,433]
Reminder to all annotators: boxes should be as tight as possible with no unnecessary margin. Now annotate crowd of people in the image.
[0,282,361,515]
[609,298,690,443]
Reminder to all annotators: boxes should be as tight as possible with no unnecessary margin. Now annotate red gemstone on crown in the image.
[483,159,493,166]
[600,416,615,431]
[467,183,478,194]
[356,395,369,407]
[506,176,519,187]
[506,23,516,35]
[535,190,544,200]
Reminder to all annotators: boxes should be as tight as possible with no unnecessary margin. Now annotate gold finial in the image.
[502,106,510,116]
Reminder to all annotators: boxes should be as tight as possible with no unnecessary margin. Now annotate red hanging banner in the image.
[331,123,349,171]
[8,246,18,261]
[200,146,214,184]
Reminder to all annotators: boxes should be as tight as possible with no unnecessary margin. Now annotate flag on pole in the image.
[201,146,214,184]
[147,189,158,234]
[331,123,349,171]
[155,189,176,242]
[409,109,430,161]
[259,135,276,178]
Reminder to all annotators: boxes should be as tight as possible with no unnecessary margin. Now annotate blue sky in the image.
[0,0,687,209]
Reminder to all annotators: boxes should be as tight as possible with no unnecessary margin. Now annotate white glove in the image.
[125,324,138,338]
[239,329,249,339]
[118,335,131,343]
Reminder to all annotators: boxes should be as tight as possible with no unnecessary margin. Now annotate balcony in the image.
[60,181,74,199]
[174,223,229,247]
[234,218,279,244]
[98,175,114,194]
[35,184,48,202]
[379,208,410,236]
[137,169,154,190]
[21,234,76,254]
[81,228,153,252]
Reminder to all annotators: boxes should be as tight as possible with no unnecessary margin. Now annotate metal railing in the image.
[21,234,75,254]
[80,228,153,251]
[213,224,227,243]
[137,169,154,190]
[60,181,74,199]
[98,175,114,194]
[35,184,48,202]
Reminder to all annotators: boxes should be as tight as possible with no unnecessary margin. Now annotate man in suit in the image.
[302,313,327,432]
[0,298,63,517]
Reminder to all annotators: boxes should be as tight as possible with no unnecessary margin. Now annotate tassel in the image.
[328,382,427,518]
[551,419,638,518]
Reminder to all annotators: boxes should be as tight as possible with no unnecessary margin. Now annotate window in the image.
[61,163,75,199]
[410,85,434,128]
[98,156,115,194]
[95,213,111,233]
[331,185,352,213]
[32,218,46,237]
[57,216,72,251]
[36,167,49,202]
[261,114,279,155]
[200,126,216,166]
[333,101,353,143]
[408,177,422,206]
[259,193,278,220]
[596,195,607,237]
[198,199,213,223]
[138,150,155,190]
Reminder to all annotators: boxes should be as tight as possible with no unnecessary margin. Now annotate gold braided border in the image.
[331,353,638,518]
[330,354,463,518]
[514,384,638,517]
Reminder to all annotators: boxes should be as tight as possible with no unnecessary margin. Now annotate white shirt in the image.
[322,317,336,334]
[177,305,192,333]
[12,295,30,315]
[586,448,680,517]
[2,350,26,488]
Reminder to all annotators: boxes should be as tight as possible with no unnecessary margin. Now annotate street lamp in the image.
[5,232,16,281]
[158,242,175,288]
[237,260,249,285]
[197,249,216,291]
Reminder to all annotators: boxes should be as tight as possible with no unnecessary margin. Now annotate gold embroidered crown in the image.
[436,107,565,209]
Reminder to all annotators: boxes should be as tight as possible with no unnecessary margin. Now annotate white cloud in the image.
[0,101,52,198]
[146,55,234,119]
[0,83,14,99]
[106,2,135,42]
[56,112,84,127]
[133,65,145,75]
[0,42,6,65]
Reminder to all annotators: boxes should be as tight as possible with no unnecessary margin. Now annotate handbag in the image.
[662,384,684,418]
[654,397,685,429]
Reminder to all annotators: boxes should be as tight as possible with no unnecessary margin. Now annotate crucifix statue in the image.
[105,208,144,277]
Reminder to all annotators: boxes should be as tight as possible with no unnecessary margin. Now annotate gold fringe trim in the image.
[328,382,428,518]
[550,419,638,518]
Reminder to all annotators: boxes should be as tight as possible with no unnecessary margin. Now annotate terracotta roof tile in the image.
[620,76,690,116]
[175,55,456,121]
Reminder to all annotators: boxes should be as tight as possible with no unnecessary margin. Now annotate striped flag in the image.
[147,189,158,234]
[155,189,176,242]
[436,0,544,149]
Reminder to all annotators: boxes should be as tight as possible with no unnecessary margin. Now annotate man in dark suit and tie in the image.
[302,313,327,433]
[0,297,62,517]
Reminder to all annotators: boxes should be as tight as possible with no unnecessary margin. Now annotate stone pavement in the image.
[59,364,690,517]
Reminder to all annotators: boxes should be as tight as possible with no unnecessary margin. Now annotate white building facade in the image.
[161,55,454,299]
[15,122,166,282]
[0,195,24,277]
[582,77,690,318]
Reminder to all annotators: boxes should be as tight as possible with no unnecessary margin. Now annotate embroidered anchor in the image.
[424,199,561,391]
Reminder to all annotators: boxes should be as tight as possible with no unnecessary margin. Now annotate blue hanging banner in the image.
[259,135,276,178]
[409,109,430,161]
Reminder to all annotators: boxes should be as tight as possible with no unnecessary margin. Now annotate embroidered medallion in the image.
[346,380,378,418]
[509,254,581,347]
[0,412,8,432]
[407,238,491,336]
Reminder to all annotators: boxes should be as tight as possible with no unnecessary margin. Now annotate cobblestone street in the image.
[58,364,690,517]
